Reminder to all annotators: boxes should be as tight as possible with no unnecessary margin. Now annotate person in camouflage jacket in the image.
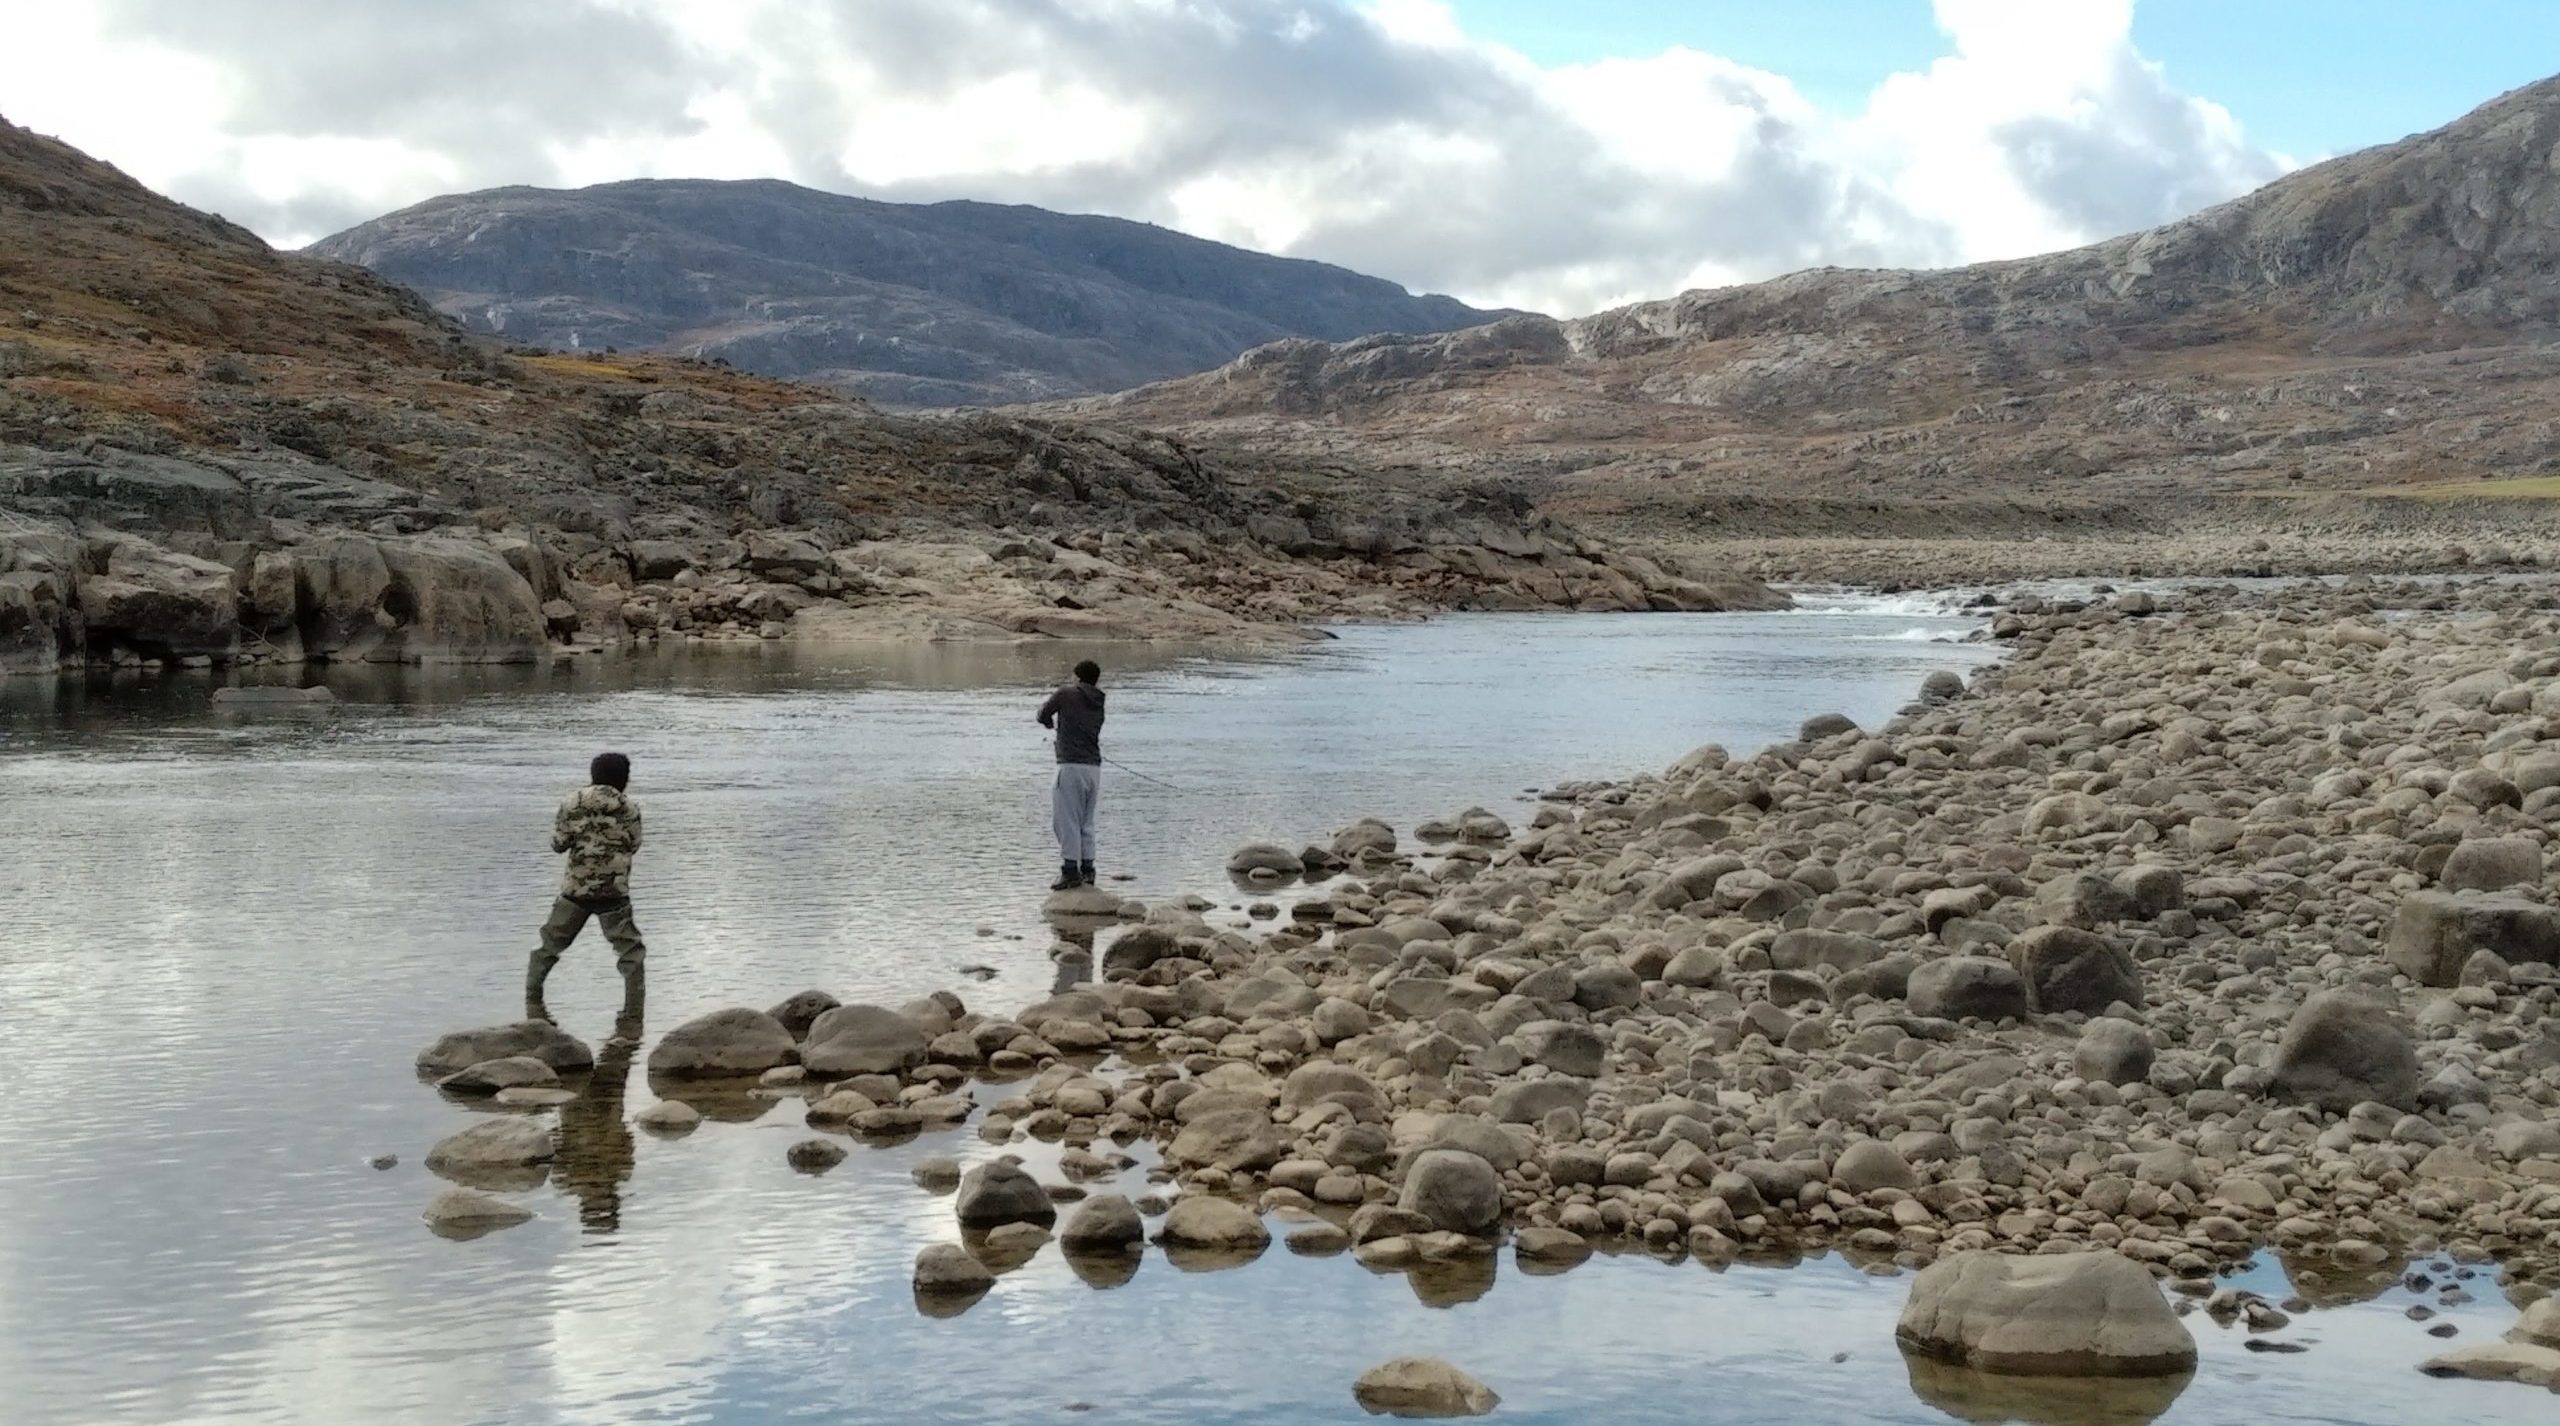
[526,751,647,1019]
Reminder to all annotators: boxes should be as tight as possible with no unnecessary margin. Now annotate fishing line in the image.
[1100,753,1187,792]
[1044,729,1189,792]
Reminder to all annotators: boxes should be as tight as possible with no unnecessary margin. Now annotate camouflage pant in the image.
[529,895,647,986]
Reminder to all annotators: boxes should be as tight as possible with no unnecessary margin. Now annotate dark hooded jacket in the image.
[1037,681,1106,765]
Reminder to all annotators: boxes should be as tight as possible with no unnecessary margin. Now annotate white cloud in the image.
[0,0,2290,314]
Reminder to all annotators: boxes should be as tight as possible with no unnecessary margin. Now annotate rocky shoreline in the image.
[413,574,2560,1396]
[1667,529,2558,592]
[0,435,1781,678]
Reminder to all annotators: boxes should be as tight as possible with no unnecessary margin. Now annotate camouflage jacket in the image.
[553,785,642,901]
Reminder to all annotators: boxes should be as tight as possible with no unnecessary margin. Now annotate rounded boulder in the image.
[1895,1250,2197,1377]
[646,1007,797,1077]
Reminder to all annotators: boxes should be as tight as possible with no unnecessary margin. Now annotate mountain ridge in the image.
[1043,74,2560,579]
[307,178,1514,407]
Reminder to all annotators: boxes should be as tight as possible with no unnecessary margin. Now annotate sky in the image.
[2,0,2553,318]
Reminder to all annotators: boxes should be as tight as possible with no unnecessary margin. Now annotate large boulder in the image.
[1168,1109,1290,1172]
[1907,956,2028,1022]
[2266,991,2419,1112]
[292,535,396,658]
[1769,929,1887,972]
[77,539,239,660]
[1351,1358,1500,1418]
[1397,1149,1503,1234]
[416,1021,594,1077]
[800,1003,929,1076]
[954,1160,1057,1227]
[1226,843,1303,877]
[1895,1251,2197,1377]
[1280,1063,1386,1115]
[1102,925,1184,978]
[0,568,69,674]
[2033,874,2138,928]
[2010,926,2144,1015]
[1060,1194,1146,1251]
[1644,854,1744,910]
[1332,818,1398,859]
[422,1186,535,1236]
[2073,1019,2156,1087]
[1155,1196,1270,1253]
[2024,792,2111,840]
[371,536,547,663]
[2387,890,2560,987]
[1513,1021,1606,1078]
[766,989,841,1039]
[2440,836,2542,893]
[425,1119,557,1182]
[1489,1078,1589,1124]
[912,1244,996,1297]
[645,1008,798,1077]
[1832,1139,1920,1193]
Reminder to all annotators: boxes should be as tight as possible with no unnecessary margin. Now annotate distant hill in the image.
[1056,74,2560,547]
[307,181,1513,406]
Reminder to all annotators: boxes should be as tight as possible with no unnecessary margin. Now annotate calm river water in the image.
[0,601,2536,1424]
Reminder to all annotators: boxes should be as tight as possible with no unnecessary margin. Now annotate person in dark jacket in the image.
[526,752,646,1021]
[1037,660,1105,890]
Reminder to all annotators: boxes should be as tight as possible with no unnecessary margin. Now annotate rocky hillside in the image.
[1060,76,2560,574]
[307,181,1510,407]
[0,117,1760,679]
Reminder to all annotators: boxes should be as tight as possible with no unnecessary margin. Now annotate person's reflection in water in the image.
[1051,928,1096,994]
[555,976,643,1233]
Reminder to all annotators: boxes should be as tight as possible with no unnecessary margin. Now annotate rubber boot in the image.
[1050,861,1081,891]
[1078,861,1097,886]
[524,964,554,1024]
[608,971,645,1048]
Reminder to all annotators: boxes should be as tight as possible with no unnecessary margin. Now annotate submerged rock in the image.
[786,1139,848,1174]
[422,1186,534,1237]
[1351,1358,1499,1418]
[634,1100,702,1134]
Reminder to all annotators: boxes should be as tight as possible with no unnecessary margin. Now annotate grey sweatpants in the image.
[1053,762,1101,861]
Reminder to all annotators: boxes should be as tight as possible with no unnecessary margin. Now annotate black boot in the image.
[1078,861,1097,886]
[1050,862,1081,891]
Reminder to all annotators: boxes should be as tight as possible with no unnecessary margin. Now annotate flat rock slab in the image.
[2420,1340,2560,1388]
[416,1021,593,1077]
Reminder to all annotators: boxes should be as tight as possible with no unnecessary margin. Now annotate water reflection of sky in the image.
[0,609,2545,1423]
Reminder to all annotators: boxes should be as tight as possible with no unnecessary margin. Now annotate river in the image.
[0,599,2531,1424]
